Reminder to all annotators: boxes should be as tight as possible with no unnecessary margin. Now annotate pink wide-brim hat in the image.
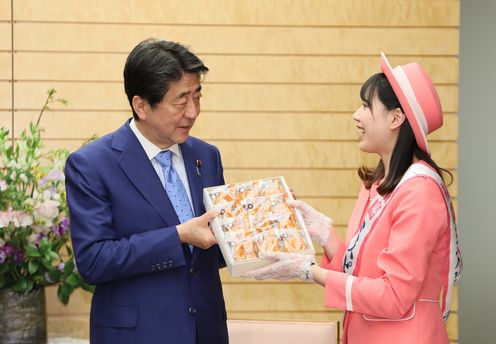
[380,52,443,155]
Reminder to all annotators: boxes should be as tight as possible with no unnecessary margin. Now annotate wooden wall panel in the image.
[8,0,460,342]
[196,112,457,141]
[14,23,459,56]
[0,1,11,119]
[0,82,11,109]
[47,316,88,341]
[227,310,343,322]
[14,53,459,84]
[46,286,90,316]
[0,7,10,116]
[0,23,10,51]
[0,0,9,21]
[14,0,459,27]
[224,283,325,311]
[12,82,459,113]
[12,111,458,141]
[212,141,458,169]
[200,55,460,84]
[36,139,458,170]
[0,110,10,128]
[0,52,10,80]
[223,169,458,198]
[447,314,459,341]
[13,111,130,138]
[13,82,129,110]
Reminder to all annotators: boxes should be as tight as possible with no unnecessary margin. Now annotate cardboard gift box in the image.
[203,176,315,276]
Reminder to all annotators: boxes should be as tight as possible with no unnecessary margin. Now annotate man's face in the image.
[135,72,202,149]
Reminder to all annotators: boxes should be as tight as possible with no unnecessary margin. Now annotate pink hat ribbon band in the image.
[393,66,429,136]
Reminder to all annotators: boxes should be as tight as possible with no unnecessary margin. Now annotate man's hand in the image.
[177,209,219,249]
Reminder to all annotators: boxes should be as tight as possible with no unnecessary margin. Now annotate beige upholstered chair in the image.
[227,319,338,344]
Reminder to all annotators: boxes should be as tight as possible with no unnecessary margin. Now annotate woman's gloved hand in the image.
[287,200,333,246]
[242,252,316,281]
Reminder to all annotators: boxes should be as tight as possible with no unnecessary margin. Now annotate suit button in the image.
[188,307,197,315]
[189,267,196,275]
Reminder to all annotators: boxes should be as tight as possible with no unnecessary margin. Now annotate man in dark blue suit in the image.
[65,38,228,344]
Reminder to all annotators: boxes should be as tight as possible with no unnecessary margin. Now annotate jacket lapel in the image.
[113,122,180,227]
[180,140,205,264]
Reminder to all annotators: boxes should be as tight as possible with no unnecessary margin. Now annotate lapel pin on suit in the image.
[195,159,202,176]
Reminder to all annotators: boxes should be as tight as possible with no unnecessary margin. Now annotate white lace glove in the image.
[242,252,316,281]
[287,200,333,246]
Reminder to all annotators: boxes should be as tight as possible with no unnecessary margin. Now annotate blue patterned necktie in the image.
[155,150,194,251]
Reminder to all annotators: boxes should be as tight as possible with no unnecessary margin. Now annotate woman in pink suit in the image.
[245,52,462,343]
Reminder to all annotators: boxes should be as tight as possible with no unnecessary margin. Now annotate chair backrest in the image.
[227,319,338,344]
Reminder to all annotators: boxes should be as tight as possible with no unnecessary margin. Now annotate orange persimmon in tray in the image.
[203,176,315,276]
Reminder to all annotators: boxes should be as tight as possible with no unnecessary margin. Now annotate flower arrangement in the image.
[0,89,93,304]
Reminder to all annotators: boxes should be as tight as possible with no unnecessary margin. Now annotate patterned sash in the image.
[342,163,462,322]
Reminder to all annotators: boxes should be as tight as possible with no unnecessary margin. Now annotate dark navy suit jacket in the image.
[65,121,228,344]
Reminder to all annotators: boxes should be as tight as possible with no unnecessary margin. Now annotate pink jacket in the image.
[322,167,453,343]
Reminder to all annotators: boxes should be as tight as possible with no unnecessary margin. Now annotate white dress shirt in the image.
[129,119,195,215]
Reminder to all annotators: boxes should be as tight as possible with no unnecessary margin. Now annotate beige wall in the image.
[0,0,459,342]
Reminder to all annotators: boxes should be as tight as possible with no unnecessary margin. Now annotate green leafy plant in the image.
[0,89,94,304]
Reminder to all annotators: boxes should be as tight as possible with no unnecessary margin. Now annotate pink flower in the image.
[0,208,31,228]
[34,200,60,221]
[46,169,63,181]
[32,225,48,235]
[38,177,48,188]
[0,211,10,228]
[0,178,7,191]
[28,232,45,245]
[12,211,33,228]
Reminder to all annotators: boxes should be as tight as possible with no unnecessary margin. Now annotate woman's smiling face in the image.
[352,93,397,156]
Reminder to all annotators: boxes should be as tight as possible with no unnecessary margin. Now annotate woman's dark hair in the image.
[123,38,209,120]
[358,73,453,194]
